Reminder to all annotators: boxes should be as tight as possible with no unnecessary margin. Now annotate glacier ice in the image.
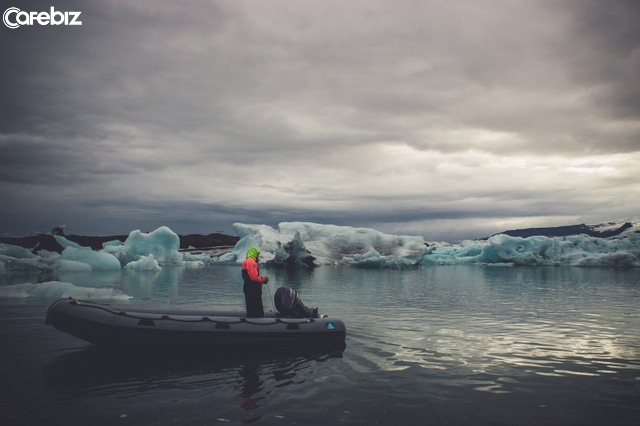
[0,253,52,272]
[0,226,186,274]
[0,281,132,300]
[0,219,638,278]
[222,220,640,268]
[217,223,283,263]
[0,243,40,259]
[222,222,428,268]
[423,232,640,267]
[125,254,162,272]
[123,226,183,264]
[55,245,122,271]
[104,226,183,266]
[55,259,93,272]
[54,235,83,250]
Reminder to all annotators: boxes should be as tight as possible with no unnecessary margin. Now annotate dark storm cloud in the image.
[556,0,640,121]
[1,0,639,240]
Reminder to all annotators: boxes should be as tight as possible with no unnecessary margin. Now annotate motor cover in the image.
[274,287,319,318]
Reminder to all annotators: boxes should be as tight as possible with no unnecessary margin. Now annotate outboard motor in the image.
[274,287,319,318]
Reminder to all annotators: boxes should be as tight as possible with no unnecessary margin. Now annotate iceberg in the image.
[0,218,638,275]
[217,224,284,263]
[55,259,93,272]
[122,226,183,264]
[54,245,122,271]
[52,234,121,271]
[124,254,162,272]
[0,281,132,300]
[0,253,52,272]
[0,243,40,259]
[0,226,186,274]
[222,222,428,268]
[423,232,640,267]
[221,220,640,268]
[105,226,183,265]
[54,235,83,250]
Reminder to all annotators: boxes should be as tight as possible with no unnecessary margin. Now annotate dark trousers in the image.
[243,282,264,318]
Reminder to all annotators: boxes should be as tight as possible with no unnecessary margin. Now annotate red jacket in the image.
[241,257,268,285]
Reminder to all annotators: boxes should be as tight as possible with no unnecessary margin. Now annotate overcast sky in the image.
[1,0,639,241]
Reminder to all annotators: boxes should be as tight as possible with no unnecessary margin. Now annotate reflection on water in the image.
[43,345,344,424]
[337,266,640,398]
[120,266,183,301]
[1,264,639,425]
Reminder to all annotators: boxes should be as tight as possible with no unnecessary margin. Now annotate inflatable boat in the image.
[46,287,346,352]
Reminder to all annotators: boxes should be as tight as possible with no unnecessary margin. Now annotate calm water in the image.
[1,265,639,425]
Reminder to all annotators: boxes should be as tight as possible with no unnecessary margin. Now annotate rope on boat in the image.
[67,298,314,326]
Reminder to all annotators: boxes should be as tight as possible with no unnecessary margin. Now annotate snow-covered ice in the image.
[223,218,640,268]
[1,227,186,274]
[423,232,640,267]
[220,222,428,268]
[0,218,639,278]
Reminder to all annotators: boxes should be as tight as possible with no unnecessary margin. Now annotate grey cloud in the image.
[1,0,639,240]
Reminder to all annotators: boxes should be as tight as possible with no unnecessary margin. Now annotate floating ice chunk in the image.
[0,281,132,300]
[223,222,427,267]
[0,243,39,259]
[223,220,640,268]
[343,249,417,268]
[0,282,33,298]
[219,223,282,263]
[279,222,427,266]
[102,239,124,248]
[125,254,162,272]
[56,259,93,272]
[36,249,60,259]
[0,254,51,272]
[0,226,187,275]
[422,233,640,267]
[56,245,121,271]
[123,226,183,264]
[54,235,82,249]
[183,260,206,268]
[182,251,214,264]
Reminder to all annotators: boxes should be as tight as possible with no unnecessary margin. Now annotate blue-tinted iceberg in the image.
[0,244,40,259]
[124,254,162,272]
[54,235,122,271]
[221,222,428,268]
[123,227,183,264]
[221,219,640,268]
[423,232,640,267]
[0,226,186,274]
[103,226,183,266]
[0,219,639,274]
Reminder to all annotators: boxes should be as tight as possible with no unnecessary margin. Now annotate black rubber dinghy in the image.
[45,287,346,352]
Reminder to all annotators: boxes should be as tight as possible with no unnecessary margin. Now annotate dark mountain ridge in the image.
[494,221,635,239]
[0,232,239,254]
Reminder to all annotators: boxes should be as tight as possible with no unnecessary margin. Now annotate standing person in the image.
[241,246,269,317]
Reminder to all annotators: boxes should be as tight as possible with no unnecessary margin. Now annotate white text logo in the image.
[3,7,82,29]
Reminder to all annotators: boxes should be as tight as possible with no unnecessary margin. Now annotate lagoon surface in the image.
[1,265,639,425]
